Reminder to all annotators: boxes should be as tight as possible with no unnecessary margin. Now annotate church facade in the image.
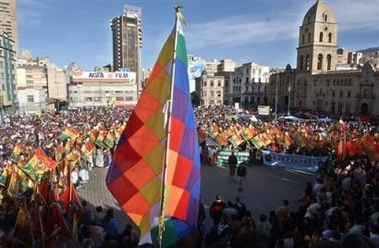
[267,0,379,117]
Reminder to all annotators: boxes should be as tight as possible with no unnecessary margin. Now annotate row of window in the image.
[302,31,332,44]
[68,90,133,94]
[69,96,134,102]
[313,101,351,114]
[26,95,135,104]
[200,91,222,97]
[299,53,333,71]
[313,78,353,87]
[315,89,352,98]
[201,80,223,87]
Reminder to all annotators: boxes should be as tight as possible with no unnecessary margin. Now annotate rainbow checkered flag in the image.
[106,7,200,247]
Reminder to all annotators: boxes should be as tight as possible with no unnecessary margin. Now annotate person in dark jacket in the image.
[228,152,238,176]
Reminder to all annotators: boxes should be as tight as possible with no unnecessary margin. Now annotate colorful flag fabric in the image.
[106,10,200,247]
[207,123,221,139]
[11,143,24,163]
[251,134,265,149]
[239,126,257,142]
[94,131,107,149]
[7,166,20,197]
[104,131,115,148]
[19,147,57,182]
[0,165,11,187]
[13,202,33,247]
[54,145,64,162]
[228,133,245,148]
[87,129,99,144]
[60,126,79,141]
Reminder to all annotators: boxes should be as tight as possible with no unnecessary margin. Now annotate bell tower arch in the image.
[296,0,338,74]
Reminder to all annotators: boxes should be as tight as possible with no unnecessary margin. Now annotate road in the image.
[77,163,315,235]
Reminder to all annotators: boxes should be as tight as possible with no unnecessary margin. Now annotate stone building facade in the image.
[267,0,379,117]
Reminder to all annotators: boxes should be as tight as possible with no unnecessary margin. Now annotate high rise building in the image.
[0,33,17,114]
[111,4,142,90]
[0,0,18,55]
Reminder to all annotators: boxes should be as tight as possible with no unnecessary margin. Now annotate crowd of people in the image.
[0,105,378,247]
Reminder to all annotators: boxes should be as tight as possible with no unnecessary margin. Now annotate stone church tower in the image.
[296,0,338,74]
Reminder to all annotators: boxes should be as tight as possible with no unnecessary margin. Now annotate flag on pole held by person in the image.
[106,7,200,247]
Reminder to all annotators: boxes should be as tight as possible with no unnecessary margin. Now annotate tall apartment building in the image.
[111,5,142,91]
[0,0,18,55]
[0,33,17,114]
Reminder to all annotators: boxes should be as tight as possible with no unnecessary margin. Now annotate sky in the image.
[17,0,379,71]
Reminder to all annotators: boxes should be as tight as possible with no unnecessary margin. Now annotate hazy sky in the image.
[18,0,379,71]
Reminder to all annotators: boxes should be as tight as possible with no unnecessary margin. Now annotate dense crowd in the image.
[0,105,378,247]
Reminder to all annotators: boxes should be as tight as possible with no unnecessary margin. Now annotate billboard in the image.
[72,71,136,84]
[188,61,205,92]
[258,105,270,115]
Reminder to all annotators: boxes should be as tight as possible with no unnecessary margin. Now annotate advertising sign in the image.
[216,150,250,168]
[188,61,204,92]
[258,105,270,116]
[73,71,136,84]
[262,150,328,173]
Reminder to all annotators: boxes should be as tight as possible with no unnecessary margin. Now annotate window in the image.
[210,80,214,87]
[319,32,323,42]
[317,54,323,70]
[328,33,332,43]
[340,90,343,97]
[302,34,305,44]
[347,90,351,97]
[364,89,369,98]
[218,80,222,86]
[306,54,310,71]
[324,14,328,22]
[27,95,34,103]
[308,33,311,43]
[327,54,332,70]
[299,55,304,71]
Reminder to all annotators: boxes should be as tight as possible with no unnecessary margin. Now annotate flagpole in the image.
[157,6,183,247]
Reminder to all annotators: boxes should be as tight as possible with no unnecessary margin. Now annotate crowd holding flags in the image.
[0,7,377,248]
[0,114,128,247]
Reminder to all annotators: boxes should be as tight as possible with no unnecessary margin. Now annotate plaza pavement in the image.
[77,163,315,234]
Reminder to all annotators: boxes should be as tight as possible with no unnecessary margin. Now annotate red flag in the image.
[37,177,51,207]
[45,203,73,242]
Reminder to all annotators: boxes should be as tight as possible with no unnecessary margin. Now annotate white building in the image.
[69,70,138,107]
[229,62,270,108]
